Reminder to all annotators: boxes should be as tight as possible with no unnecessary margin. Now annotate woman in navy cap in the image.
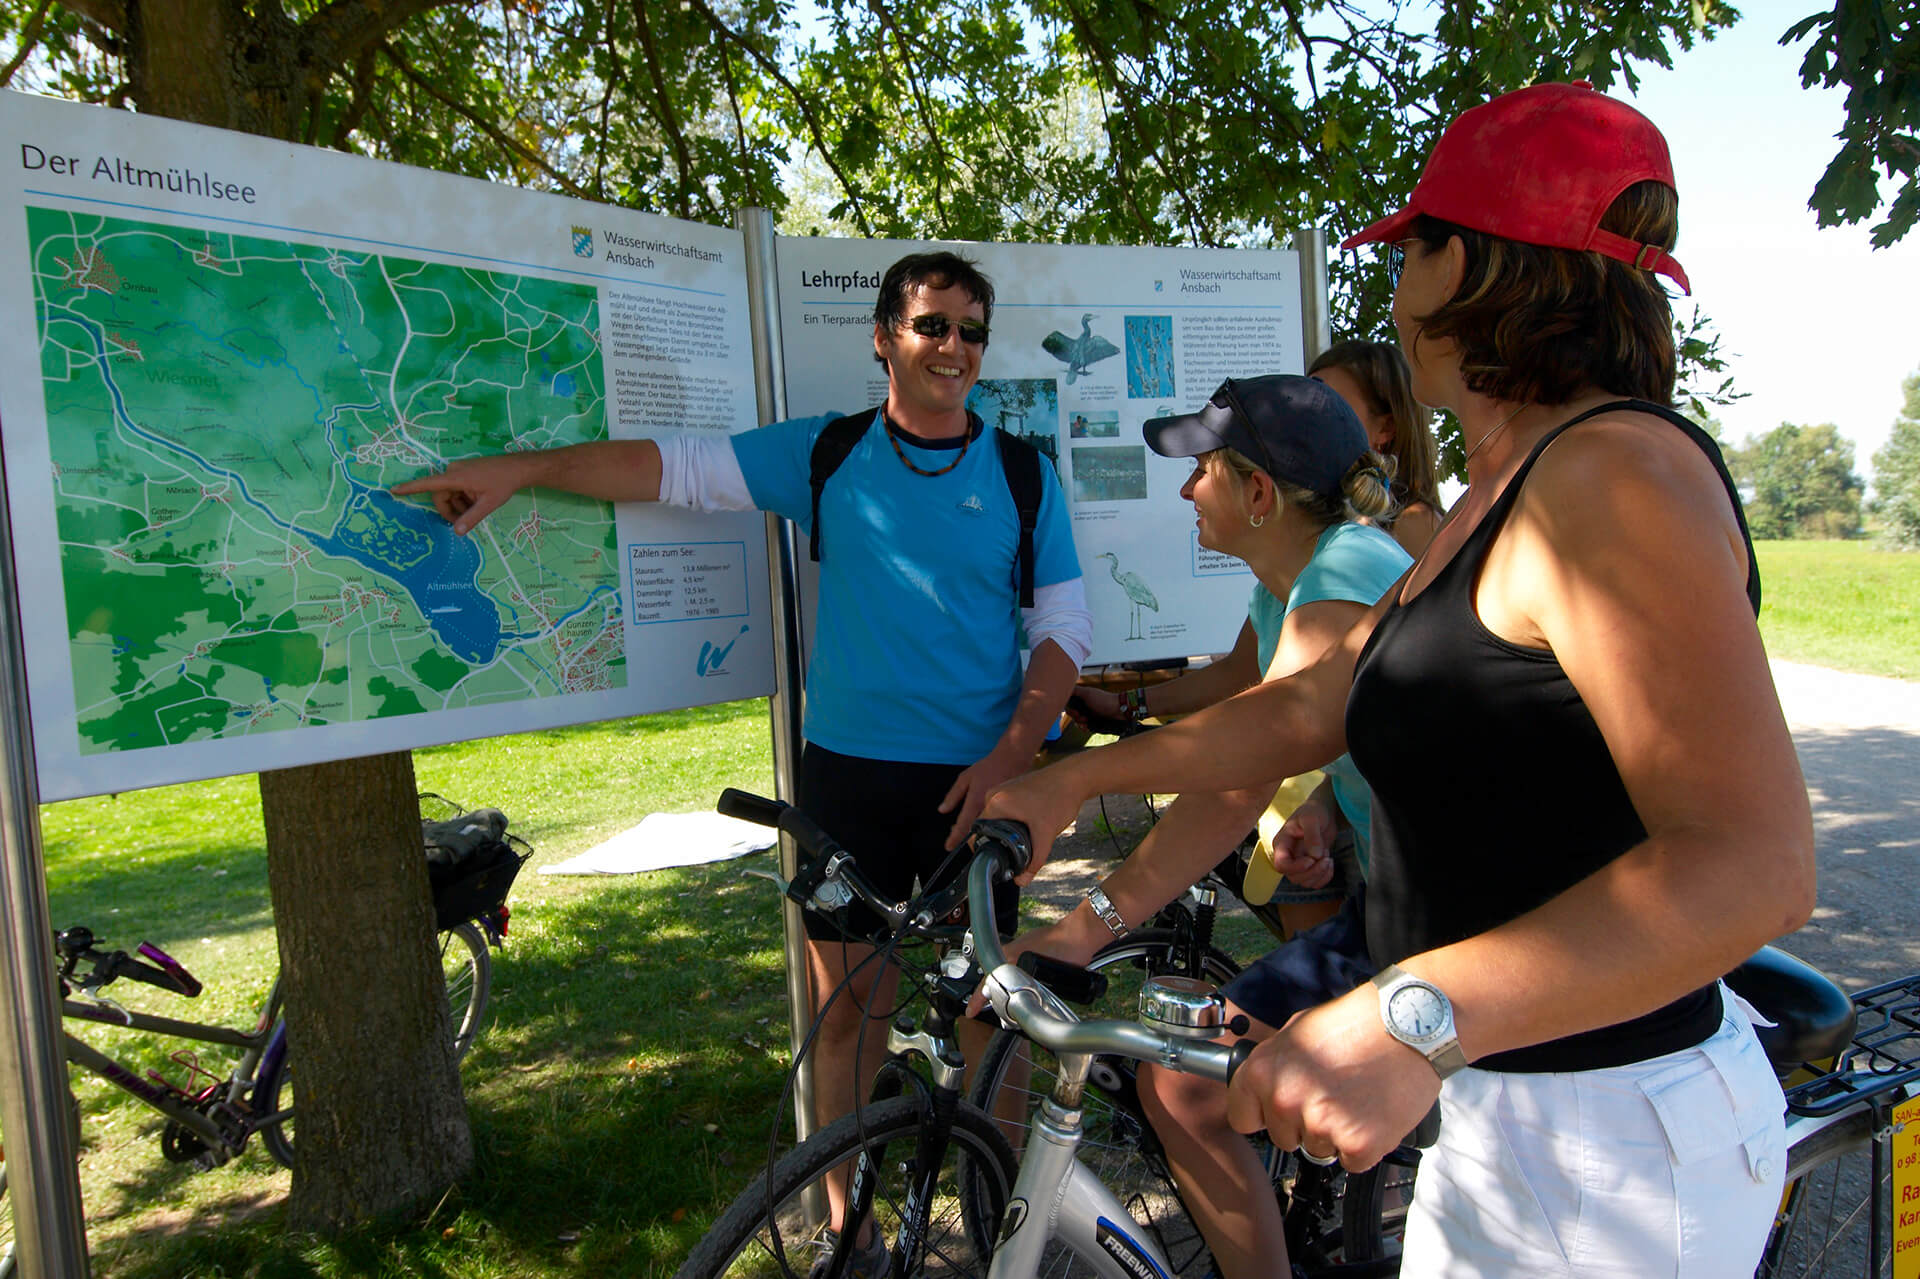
[984,82,1809,1275]
[1001,372,1409,1279]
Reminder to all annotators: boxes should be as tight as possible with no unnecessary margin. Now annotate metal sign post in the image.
[0,437,91,1278]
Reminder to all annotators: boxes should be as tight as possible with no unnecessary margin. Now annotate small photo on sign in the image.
[1071,445,1148,502]
[1069,410,1119,439]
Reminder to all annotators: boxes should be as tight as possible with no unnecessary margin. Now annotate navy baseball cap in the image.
[1144,374,1369,498]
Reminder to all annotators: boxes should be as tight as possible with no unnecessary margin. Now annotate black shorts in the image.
[1223,894,1375,1030]
[795,743,1019,944]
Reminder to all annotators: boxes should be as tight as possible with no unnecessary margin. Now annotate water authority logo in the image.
[571,226,594,258]
[697,624,749,677]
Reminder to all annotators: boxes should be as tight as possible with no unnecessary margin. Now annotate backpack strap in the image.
[994,428,1044,609]
[808,408,881,563]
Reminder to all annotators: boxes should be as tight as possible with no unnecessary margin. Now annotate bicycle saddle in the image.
[1723,945,1856,1073]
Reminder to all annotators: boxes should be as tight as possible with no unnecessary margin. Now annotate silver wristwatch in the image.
[1084,885,1129,940]
[1372,964,1467,1079]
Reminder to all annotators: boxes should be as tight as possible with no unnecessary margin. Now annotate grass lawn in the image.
[1753,540,1920,680]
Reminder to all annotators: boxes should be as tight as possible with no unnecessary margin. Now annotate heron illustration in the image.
[1097,551,1159,641]
[1041,314,1120,385]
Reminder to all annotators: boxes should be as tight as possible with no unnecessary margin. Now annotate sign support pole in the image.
[735,209,817,1155]
[0,439,91,1278]
[1293,226,1333,366]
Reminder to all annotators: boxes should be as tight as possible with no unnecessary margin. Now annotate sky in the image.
[1622,2,1918,488]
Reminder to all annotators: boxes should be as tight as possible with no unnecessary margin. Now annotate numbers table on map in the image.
[628,542,750,624]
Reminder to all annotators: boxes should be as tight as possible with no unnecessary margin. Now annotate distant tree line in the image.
[1725,365,1920,546]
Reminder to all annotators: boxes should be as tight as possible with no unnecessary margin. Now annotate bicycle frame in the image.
[59,976,288,1164]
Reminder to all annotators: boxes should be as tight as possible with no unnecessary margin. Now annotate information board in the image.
[774,236,1305,666]
[0,91,772,801]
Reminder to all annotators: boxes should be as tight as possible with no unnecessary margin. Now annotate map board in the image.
[0,92,772,801]
[775,236,1305,666]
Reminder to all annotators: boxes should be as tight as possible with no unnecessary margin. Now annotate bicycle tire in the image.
[257,921,492,1169]
[1756,1106,1889,1278]
[965,931,1240,1279]
[674,1095,1018,1279]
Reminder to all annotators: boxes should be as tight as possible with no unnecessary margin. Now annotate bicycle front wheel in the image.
[257,921,492,1169]
[966,930,1239,1279]
[675,1095,1017,1279]
[1757,1106,1890,1278]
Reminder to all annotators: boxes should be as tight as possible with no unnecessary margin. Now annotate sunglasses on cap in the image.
[900,313,990,346]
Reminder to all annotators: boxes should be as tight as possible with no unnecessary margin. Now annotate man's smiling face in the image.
[873,281,986,431]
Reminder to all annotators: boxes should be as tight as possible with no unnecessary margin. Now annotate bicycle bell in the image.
[1139,975,1227,1038]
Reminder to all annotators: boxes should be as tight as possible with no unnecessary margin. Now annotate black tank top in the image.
[1347,400,1760,1073]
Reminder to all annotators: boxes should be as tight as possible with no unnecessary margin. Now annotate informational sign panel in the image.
[774,236,1304,666]
[0,91,772,801]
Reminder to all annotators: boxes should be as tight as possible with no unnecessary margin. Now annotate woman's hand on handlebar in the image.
[980,766,1085,884]
[1069,685,1124,725]
[1224,980,1441,1173]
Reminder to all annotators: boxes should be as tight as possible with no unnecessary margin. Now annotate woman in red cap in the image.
[982,82,1810,1274]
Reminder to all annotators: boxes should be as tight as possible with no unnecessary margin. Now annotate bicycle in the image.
[1729,951,1920,1278]
[675,791,1406,1279]
[0,798,528,1275]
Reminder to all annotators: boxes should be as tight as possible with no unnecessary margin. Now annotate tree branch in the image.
[378,41,593,200]
[0,0,55,86]
[680,0,877,236]
[627,0,707,221]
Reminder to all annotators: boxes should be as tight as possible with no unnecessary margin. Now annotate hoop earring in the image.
[1249,513,1266,528]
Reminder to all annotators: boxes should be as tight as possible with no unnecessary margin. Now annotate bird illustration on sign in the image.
[1097,551,1159,641]
[1041,314,1120,384]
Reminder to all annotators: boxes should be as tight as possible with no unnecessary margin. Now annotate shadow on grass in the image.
[100,854,814,1279]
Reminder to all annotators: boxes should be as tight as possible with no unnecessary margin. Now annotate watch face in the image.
[1387,983,1449,1042]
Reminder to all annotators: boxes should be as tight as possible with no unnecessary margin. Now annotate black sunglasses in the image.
[1385,238,1423,288]
[901,313,990,346]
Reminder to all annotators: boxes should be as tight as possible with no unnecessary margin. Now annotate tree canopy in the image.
[1731,420,1865,540]
[1870,369,1920,548]
[2,1,1906,332]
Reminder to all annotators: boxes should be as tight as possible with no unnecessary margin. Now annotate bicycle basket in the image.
[420,793,532,929]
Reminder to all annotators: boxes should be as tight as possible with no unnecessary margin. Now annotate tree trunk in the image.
[261,752,473,1230]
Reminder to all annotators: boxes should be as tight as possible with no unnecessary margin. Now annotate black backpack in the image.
[807,408,1045,608]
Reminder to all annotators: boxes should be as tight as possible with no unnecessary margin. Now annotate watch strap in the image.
[1085,885,1129,940]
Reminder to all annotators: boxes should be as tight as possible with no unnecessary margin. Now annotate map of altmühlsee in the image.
[29,207,624,754]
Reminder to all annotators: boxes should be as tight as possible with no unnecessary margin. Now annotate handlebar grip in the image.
[105,949,197,997]
[136,941,203,997]
[1018,952,1110,1006]
[717,787,787,828]
[1225,1038,1254,1083]
[970,819,1032,878]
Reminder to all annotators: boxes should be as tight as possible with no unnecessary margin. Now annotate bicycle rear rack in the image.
[1781,971,1920,1117]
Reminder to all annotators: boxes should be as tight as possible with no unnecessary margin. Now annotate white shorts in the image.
[1401,991,1786,1278]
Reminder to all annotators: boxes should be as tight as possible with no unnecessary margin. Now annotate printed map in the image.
[28,206,623,755]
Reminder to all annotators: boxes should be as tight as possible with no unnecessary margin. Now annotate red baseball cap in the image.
[1342,81,1690,295]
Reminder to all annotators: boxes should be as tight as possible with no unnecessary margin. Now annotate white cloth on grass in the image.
[538,811,776,875]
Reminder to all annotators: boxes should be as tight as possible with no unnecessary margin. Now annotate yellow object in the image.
[1241,771,1325,905]
[1895,1092,1920,1278]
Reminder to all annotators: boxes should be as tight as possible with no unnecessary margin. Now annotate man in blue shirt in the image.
[397,252,1090,1274]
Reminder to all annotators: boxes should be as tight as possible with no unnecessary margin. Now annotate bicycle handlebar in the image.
[55,927,202,998]
[966,825,1246,1086]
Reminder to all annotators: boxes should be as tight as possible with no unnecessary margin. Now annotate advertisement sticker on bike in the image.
[1896,1093,1920,1279]
[1094,1216,1170,1279]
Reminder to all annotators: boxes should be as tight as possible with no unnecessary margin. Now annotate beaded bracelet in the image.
[1121,687,1149,722]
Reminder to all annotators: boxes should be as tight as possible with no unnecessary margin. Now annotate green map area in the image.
[29,206,624,754]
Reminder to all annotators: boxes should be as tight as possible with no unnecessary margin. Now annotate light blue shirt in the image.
[1245,521,1411,872]
[731,411,1081,765]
